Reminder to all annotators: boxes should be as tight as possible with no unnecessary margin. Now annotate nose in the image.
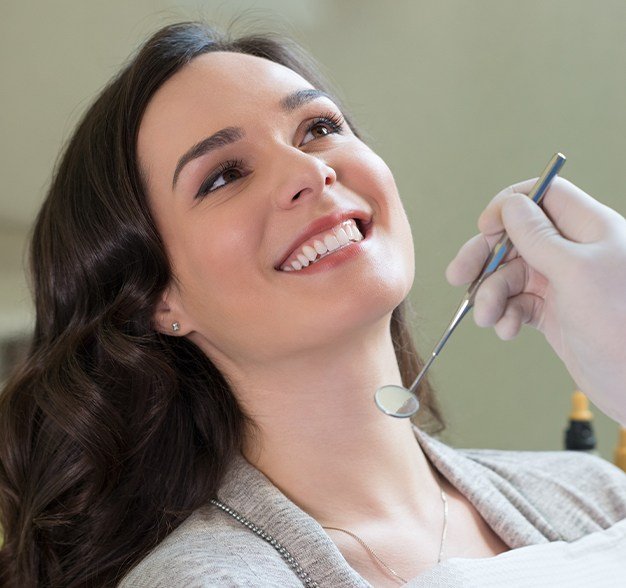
[271,147,337,209]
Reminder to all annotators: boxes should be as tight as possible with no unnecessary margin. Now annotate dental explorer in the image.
[374,152,567,418]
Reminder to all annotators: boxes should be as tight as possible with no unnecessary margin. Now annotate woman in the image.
[1,21,625,588]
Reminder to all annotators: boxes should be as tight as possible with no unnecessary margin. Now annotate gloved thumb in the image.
[501,194,568,276]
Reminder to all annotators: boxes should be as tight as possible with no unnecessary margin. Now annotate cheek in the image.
[342,145,412,239]
[348,146,415,287]
[341,145,403,213]
[168,214,265,318]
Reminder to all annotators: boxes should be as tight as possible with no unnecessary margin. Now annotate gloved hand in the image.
[445,176,626,426]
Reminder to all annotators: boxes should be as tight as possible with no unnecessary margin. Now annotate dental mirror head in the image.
[374,384,420,418]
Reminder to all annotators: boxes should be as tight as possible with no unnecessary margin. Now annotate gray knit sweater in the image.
[118,425,626,587]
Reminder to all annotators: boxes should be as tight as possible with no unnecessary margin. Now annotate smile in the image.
[279,219,365,272]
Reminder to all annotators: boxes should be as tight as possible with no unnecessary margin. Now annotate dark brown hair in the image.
[0,21,445,587]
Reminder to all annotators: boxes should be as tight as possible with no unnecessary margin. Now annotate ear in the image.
[151,284,192,336]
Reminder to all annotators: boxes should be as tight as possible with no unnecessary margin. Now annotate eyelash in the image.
[195,111,346,198]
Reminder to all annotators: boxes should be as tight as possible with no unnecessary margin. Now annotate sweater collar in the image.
[215,425,553,587]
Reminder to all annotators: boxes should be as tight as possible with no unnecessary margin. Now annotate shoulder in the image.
[458,445,626,495]
[116,504,296,588]
[458,446,626,536]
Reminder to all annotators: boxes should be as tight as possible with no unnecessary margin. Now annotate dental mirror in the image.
[374,152,567,418]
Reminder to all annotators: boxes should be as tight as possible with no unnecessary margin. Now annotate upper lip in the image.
[274,209,372,270]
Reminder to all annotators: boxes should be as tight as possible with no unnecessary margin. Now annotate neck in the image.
[222,313,443,529]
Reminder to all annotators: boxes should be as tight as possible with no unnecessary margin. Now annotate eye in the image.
[196,158,246,198]
[301,111,346,146]
[194,112,346,199]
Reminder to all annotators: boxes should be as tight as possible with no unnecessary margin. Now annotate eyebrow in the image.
[171,88,333,189]
[279,88,332,112]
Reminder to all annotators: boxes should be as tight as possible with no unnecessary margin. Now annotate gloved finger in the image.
[446,232,518,287]
[494,292,545,340]
[500,194,575,276]
[478,177,618,244]
[472,257,530,328]
[476,178,538,236]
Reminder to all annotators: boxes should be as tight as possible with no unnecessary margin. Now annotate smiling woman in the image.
[0,21,443,587]
[2,19,626,588]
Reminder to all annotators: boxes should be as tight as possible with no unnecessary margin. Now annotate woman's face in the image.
[138,51,415,370]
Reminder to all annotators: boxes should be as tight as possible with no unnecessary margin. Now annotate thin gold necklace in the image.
[322,473,449,585]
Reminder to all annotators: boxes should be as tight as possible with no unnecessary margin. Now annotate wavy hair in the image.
[0,21,445,587]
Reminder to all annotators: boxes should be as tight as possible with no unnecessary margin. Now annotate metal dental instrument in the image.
[375,152,567,418]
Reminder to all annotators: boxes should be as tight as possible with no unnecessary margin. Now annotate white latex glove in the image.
[446,177,626,426]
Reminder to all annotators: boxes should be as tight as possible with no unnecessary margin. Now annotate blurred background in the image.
[1,0,625,458]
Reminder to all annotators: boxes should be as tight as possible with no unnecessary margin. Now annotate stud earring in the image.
[172,322,180,332]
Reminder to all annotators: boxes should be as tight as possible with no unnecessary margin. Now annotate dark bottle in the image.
[564,391,597,453]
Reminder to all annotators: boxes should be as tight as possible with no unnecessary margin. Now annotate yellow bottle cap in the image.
[614,428,626,472]
[569,390,593,421]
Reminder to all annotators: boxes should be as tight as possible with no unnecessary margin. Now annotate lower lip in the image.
[277,224,373,275]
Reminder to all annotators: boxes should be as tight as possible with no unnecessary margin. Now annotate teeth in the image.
[302,245,318,261]
[313,239,326,255]
[323,234,341,252]
[280,219,366,272]
[336,228,350,246]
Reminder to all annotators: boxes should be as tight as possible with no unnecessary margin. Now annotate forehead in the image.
[142,51,315,125]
